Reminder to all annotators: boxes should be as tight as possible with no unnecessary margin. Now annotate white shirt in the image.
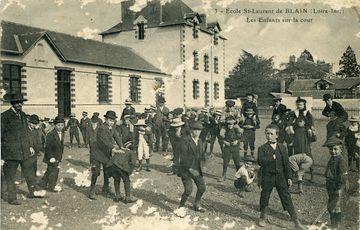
[191,136,199,146]
[269,142,277,150]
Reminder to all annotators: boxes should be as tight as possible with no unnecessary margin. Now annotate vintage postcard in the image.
[1,0,359,229]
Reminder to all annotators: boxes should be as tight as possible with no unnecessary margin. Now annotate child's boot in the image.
[137,160,142,172]
[145,159,151,172]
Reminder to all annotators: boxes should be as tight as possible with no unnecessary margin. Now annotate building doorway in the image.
[57,70,71,117]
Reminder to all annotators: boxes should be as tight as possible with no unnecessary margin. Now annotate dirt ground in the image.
[1,118,359,230]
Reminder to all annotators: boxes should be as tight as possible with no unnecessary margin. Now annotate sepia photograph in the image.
[0,0,359,229]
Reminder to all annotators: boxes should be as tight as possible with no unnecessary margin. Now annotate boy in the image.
[168,117,185,175]
[65,113,81,148]
[240,108,260,161]
[257,124,305,229]
[106,146,137,204]
[41,116,65,192]
[178,121,206,212]
[344,116,359,171]
[209,110,223,155]
[323,137,349,229]
[87,115,101,199]
[133,119,152,172]
[326,111,346,140]
[234,162,256,197]
[80,111,91,148]
[218,117,242,182]
[271,114,286,144]
[28,115,43,182]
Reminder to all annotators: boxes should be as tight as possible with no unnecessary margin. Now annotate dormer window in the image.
[137,23,145,40]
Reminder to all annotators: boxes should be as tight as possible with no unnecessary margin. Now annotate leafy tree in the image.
[337,46,360,78]
[225,50,277,98]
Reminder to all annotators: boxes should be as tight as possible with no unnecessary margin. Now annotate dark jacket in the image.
[179,136,205,177]
[325,155,348,190]
[121,106,136,120]
[109,149,137,174]
[345,126,359,152]
[66,118,80,131]
[272,104,287,119]
[240,115,260,131]
[96,124,122,164]
[322,101,348,123]
[86,123,101,162]
[288,109,314,130]
[116,124,133,145]
[257,142,292,186]
[80,117,90,130]
[326,119,346,140]
[28,127,43,153]
[43,129,64,164]
[133,127,152,148]
[154,106,170,127]
[241,101,258,116]
[1,108,32,161]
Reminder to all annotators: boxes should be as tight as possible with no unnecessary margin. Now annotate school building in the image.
[0,20,167,118]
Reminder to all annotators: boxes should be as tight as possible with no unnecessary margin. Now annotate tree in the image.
[337,46,360,78]
[225,50,277,99]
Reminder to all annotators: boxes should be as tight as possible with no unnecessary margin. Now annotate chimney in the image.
[121,0,135,23]
[280,79,286,93]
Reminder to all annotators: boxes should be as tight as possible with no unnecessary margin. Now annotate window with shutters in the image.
[213,32,219,45]
[192,80,200,99]
[129,76,141,102]
[214,57,219,74]
[98,74,109,103]
[204,54,209,72]
[214,82,220,100]
[204,81,209,107]
[192,24,199,39]
[2,64,22,94]
[137,23,145,40]
[193,51,199,70]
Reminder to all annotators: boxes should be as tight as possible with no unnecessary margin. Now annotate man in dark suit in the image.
[322,94,348,123]
[1,93,40,204]
[272,97,287,120]
[154,97,170,153]
[121,98,136,120]
[40,116,65,192]
[80,111,91,148]
[178,121,206,212]
[257,124,305,229]
[94,110,123,197]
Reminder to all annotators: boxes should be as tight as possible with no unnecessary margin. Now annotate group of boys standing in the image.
[2,91,358,230]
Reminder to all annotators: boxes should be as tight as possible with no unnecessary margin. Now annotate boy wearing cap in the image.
[40,116,65,192]
[178,121,206,212]
[257,124,305,229]
[133,119,152,172]
[121,99,136,120]
[240,108,260,161]
[218,117,242,182]
[116,115,134,148]
[322,94,348,123]
[28,115,43,181]
[80,112,91,148]
[168,117,185,174]
[272,97,287,120]
[323,137,349,229]
[65,113,81,148]
[93,112,103,125]
[154,97,170,153]
[345,116,360,171]
[241,93,259,116]
[209,110,223,155]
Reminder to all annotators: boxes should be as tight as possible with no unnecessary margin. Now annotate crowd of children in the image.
[1,92,359,230]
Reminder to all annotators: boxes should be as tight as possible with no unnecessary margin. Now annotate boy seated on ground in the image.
[234,162,258,197]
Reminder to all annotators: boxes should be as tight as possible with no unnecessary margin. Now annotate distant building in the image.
[287,77,360,99]
[1,21,166,118]
[100,0,226,108]
[279,49,333,79]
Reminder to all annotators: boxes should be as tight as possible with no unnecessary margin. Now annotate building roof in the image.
[288,78,360,91]
[1,21,164,74]
[100,0,226,39]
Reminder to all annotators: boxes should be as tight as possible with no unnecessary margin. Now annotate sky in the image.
[0,0,359,74]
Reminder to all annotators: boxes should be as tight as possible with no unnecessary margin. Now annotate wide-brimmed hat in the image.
[123,114,131,119]
[91,115,99,123]
[158,97,166,103]
[349,116,359,122]
[323,136,343,147]
[3,92,27,103]
[189,121,203,130]
[245,108,255,114]
[323,93,333,101]
[225,100,235,107]
[226,117,236,124]
[170,117,185,127]
[201,108,207,113]
[82,111,88,115]
[296,97,307,103]
[53,116,65,124]
[125,98,133,105]
[104,110,117,120]
[29,114,40,125]
[273,96,282,101]
[135,119,146,126]
[214,110,222,116]
[70,113,76,117]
